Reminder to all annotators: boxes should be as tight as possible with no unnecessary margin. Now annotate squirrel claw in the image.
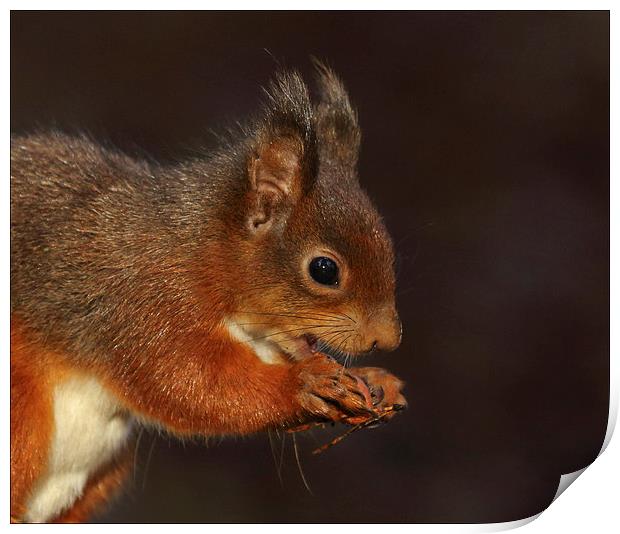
[293,354,376,425]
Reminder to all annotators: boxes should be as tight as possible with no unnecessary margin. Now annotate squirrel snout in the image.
[365,307,402,353]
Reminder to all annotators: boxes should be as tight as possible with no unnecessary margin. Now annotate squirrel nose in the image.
[366,307,402,352]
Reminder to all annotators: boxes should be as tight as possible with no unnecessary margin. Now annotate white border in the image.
[3,4,615,531]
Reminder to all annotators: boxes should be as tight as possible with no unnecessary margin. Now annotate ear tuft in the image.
[259,70,317,185]
[312,58,361,167]
[245,71,318,234]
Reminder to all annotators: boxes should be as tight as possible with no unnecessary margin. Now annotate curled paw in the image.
[342,367,407,425]
[291,355,375,425]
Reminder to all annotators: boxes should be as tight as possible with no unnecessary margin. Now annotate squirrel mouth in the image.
[293,333,357,363]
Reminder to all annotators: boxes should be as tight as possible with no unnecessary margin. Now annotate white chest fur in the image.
[225,318,284,364]
[24,376,134,523]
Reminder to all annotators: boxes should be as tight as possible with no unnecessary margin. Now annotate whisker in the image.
[239,325,351,344]
[326,330,350,353]
[316,329,356,363]
[133,426,144,484]
[267,430,283,486]
[292,433,312,495]
[237,322,338,329]
[142,432,158,492]
[333,330,352,367]
[332,334,353,377]
[337,336,353,360]
[233,310,342,322]
[319,329,355,348]
[340,312,357,324]
[338,336,353,367]
[279,431,286,476]
[237,322,300,326]
[309,311,353,321]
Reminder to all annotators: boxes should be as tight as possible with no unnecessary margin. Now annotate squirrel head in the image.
[213,63,401,364]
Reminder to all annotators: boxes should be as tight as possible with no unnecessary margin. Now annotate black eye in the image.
[309,256,339,286]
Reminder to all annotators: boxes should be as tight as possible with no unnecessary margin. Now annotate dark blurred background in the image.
[11,11,609,523]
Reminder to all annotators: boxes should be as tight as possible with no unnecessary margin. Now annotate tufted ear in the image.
[246,71,318,234]
[312,59,361,168]
[247,136,305,232]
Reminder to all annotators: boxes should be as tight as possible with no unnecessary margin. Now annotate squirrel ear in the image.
[246,136,305,232]
[246,71,317,234]
[312,59,361,168]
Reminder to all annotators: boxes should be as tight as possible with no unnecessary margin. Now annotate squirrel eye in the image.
[309,257,339,286]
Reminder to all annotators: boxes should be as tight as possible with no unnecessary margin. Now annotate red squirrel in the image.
[10,63,405,523]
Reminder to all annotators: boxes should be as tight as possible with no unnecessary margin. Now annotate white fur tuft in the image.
[24,376,133,523]
[224,318,286,365]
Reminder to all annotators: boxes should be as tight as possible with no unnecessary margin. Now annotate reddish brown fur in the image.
[91,324,346,436]
[11,320,57,520]
[10,65,405,522]
[11,320,134,521]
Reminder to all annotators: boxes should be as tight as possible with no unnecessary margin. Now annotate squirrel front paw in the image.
[342,366,407,425]
[290,354,374,425]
